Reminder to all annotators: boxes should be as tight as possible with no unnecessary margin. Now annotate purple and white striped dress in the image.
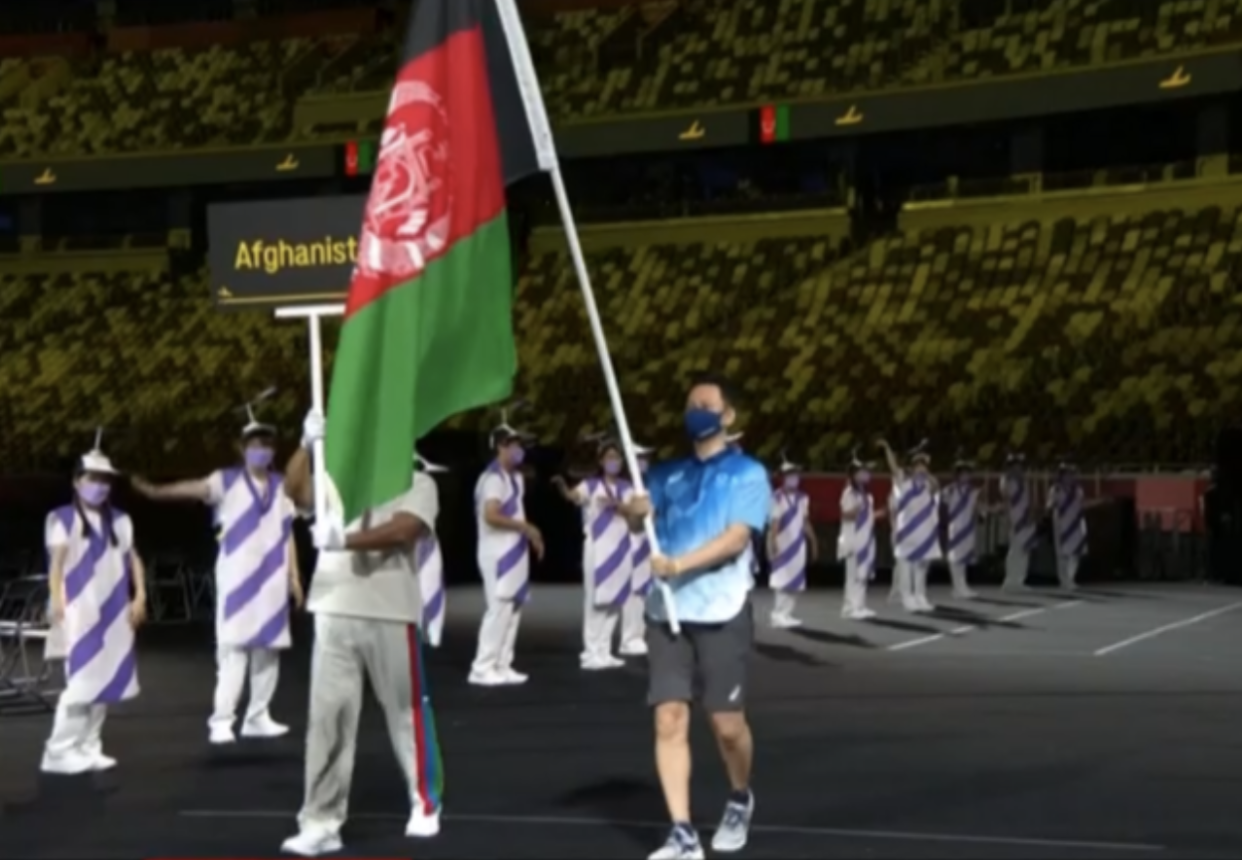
[415,533,445,647]
[837,486,875,579]
[768,489,808,592]
[1002,474,1038,553]
[942,482,980,563]
[475,462,530,604]
[207,468,295,649]
[892,477,942,562]
[578,477,633,608]
[45,506,139,705]
[1049,482,1087,557]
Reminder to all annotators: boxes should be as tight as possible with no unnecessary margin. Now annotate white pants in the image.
[1056,554,1080,589]
[1003,545,1030,589]
[45,698,107,758]
[948,560,972,594]
[581,596,620,663]
[471,591,521,677]
[906,561,931,605]
[620,593,646,649]
[210,645,281,731]
[299,613,440,836]
[771,591,799,622]
[842,558,870,614]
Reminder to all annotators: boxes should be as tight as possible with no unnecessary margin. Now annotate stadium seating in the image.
[1,0,1240,155]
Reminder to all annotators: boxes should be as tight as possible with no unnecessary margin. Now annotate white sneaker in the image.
[281,828,343,856]
[405,807,441,838]
[468,670,506,687]
[580,658,611,671]
[915,598,936,612]
[40,750,94,775]
[649,826,706,859]
[500,669,528,685]
[601,655,625,668]
[208,724,237,745]
[841,607,875,620]
[619,641,648,656]
[242,716,289,739]
[88,753,117,772]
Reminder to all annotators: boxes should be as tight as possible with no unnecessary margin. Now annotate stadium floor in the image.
[2,582,1241,859]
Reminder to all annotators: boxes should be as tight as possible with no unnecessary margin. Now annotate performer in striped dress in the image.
[1047,458,1091,591]
[941,453,982,599]
[134,400,302,745]
[838,450,879,620]
[620,444,654,656]
[879,439,939,613]
[767,454,816,629]
[42,440,147,775]
[414,452,447,648]
[470,421,543,687]
[554,435,645,670]
[1000,452,1038,591]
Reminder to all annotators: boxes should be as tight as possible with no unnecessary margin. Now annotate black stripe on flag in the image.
[404,0,543,188]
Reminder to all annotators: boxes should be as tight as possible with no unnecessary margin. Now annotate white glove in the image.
[302,409,326,450]
[312,517,347,551]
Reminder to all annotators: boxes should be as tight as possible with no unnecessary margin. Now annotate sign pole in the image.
[274,303,344,524]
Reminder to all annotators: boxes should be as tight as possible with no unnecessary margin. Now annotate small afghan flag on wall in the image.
[343,139,377,176]
[755,103,790,144]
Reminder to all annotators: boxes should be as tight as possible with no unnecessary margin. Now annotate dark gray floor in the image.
[2,583,1241,859]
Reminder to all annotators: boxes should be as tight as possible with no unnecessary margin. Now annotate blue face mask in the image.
[684,408,724,441]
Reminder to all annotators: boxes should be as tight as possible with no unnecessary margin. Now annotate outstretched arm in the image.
[133,476,212,504]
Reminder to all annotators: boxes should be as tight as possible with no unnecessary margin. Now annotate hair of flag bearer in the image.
[552,432,645,671]
[1000,450,1037,591]
[620,372,765,860]
[414,451,448,648]
[41,431,147,775]
[877,438,940,613]
[838,447,879,621]
[941,451,981,599]
[468,414,543,687]
[1048,456,1089,591]
[131,388,301,745]
[280,409,444,856]
[619,441,655,656]
[767,451,816,629]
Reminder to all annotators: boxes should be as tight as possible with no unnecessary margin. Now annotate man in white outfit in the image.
[280,411,444,857]
[470,421,544,687]
[839,449,879,620]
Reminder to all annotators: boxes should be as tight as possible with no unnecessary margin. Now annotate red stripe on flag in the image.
[345,26,506,318]
[407,624,434,814]
[759,104,776,144]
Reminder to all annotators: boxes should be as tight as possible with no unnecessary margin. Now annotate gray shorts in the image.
[645,602,753,712]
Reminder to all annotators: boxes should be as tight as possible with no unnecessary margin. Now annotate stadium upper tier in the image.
[0,190,1233,473]
[0,0,1238,155]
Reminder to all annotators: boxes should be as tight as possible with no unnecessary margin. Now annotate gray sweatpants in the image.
[297,613,442,836]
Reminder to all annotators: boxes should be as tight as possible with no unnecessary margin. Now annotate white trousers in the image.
[471,590,521,676]
[907,561,930,603]
[948,560,972,594]
[1003,545,1030,588]
[1056,554,1080,589]
[771,591,799,622]
[581,596,620,663]
[210,645,281,731]
[299,613,440,836]
[620,593,646,648]
[842,558,870,614]
[45,697,107,757]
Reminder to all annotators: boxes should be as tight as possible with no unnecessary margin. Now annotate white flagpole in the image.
[275,303,344,525]
[494,0,679,632]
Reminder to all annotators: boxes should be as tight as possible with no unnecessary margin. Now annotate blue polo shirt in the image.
[643,448,769,625]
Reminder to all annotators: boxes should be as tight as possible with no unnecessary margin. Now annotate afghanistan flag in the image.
[326,0,555,522]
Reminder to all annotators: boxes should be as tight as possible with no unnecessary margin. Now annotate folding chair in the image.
[0,574,58,713]
[145,552,193,625]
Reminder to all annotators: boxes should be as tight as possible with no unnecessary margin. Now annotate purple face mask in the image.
[854,469,871,486]
[245,447,274,469]
[603,459,622,476]
[507,446,525,467]
[782,475,799,490]
[77,480,110,506]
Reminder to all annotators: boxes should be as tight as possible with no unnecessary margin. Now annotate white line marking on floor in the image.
[1093,600,1242,657]
[887,601,1082,652]
[177,809,1165,852]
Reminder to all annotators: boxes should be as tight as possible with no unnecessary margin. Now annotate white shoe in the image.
[952,589,977,600]
[88,753,117,772]
[601,655,625,668]
[915,598,936,612]
[500,669,528,685]
[208,726,237,745]
[40,750,94,775]
[405,807,441,838]
[281,829,343,856]
[580,658,611,671]
[241,715,289,739]
[468,670,506,687]
[619,641,648,656]
[842,607,875,621]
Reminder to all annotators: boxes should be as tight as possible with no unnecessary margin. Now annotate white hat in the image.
[240,387,277,440]
[414,450,448,473]
[907,438,931,462]
[79,428,120,475]
[491,404,534,448]
[778,449,801,473]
